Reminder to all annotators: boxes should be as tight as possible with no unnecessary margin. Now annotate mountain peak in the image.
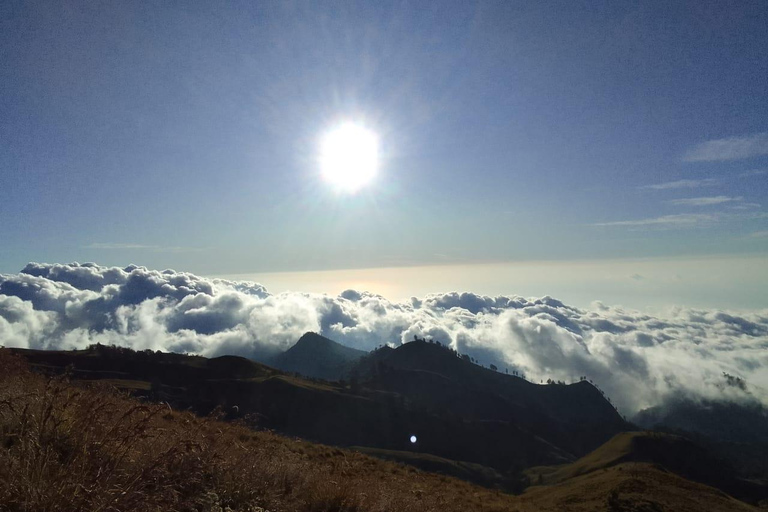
[271,332,367,381]
[294,331,338,349]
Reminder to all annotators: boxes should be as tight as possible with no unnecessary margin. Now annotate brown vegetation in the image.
[0,349,518,512]
[520,462,756,512]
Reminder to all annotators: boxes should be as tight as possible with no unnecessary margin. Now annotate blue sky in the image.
[1,1,767,302]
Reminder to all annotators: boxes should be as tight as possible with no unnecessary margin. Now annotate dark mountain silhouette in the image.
[634,397,768,479]
[270,331,366,380]
[354,340,628,458]
[634,398,768,445]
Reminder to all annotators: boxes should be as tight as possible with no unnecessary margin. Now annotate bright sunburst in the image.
[320,123,378,193]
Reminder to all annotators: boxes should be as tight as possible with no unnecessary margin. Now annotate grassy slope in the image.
[11,346,617,471]
[0,349,758,512]
[526,431,768,506]
[350,446,509,489]
[0,349,518,512]
[526,432,670,485]
[521,463,756,512]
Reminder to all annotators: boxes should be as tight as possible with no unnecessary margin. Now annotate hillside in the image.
[3,346,541,483]
[16,337,768,506]
[354,340,629,459]
[12,337,630,479]
[271,331,366,380]
[2,348,760,512]
[0,349,520,511]
[520,462,757,512]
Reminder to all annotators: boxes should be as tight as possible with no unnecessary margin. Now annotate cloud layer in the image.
[1,262,767,415]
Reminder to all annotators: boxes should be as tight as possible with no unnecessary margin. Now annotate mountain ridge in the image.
[10,336,627,480]
[354,339,629,458]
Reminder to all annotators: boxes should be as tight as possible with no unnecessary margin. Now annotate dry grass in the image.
[520,462,757,512]
[4,349,753,512]
[0,350,519,512]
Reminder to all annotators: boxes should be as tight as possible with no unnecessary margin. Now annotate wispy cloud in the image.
[595,210,766,229]
[730,202,761,211]
[594,213,715,228]
[741,169,768,178]
[684,132,768,162]
[750,230,768,238]
[84,243,200,253]
[668,196,742,207]
[639,179,717,190]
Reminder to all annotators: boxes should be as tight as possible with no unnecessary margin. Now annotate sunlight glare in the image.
[320,123,378,193]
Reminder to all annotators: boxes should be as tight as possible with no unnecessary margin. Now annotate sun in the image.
[320,122,378,193]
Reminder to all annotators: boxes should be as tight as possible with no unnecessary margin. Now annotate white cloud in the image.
[668,196,742,206]
[593,213,715,228]
[640,179,717,190]
[594,210,766,229]
[730,202,761,210]
[684,133,768,162]
[1,262,767,415]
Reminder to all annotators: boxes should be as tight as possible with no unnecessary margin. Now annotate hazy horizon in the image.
[211,253,768,311]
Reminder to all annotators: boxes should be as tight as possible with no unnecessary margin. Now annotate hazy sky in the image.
[219,254,768,311]
[1,1,767,305]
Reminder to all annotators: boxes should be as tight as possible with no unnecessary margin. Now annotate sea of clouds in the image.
[1,262,766,415]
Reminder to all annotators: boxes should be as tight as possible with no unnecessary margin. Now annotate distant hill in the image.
[634,398,768,445]
[634,398,768,479]
[271,332,366,380]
